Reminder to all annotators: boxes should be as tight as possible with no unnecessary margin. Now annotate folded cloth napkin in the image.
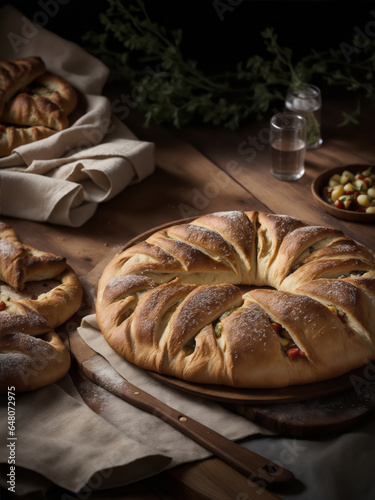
[0,5,155,227]
[0,375,171,496]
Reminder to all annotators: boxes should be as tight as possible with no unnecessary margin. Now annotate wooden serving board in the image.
[150,370,375,437]
[149,364,370,405]
[225,380,375,437]
[86,220,375,438]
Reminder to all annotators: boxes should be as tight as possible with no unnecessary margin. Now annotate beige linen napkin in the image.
[0,5,155,226]
[0,376,171,496]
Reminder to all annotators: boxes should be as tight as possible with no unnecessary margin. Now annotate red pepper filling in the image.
[0,301,6,311]
[271,321,306,360]
[271,322,282,333]
[286,347,306,359]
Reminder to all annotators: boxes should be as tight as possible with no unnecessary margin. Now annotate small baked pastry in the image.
[0,56,45,116]
[1,94,69,131]
[0,222,67,291]
[32,72,78,116]
[0,123,57,157]
[0,331,71,393]
[1,72,78,131]
[0,221,82,392]
[96,211,375,389]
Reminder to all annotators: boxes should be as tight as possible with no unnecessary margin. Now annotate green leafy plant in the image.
[83,0,375,129]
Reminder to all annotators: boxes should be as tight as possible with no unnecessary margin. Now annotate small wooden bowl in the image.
[311,165,375,223]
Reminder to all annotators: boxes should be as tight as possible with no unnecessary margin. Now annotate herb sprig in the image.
[83,0,375,129]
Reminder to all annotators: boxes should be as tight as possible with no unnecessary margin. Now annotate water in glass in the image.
[271,137,306,181]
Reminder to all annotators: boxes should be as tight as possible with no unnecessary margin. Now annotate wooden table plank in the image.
[160,458,284,500]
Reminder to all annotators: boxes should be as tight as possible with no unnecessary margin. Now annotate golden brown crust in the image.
[0,124,57,157]
[0,331,71,392]
[96,211,375,388]
[296,277,375,344]
[1,92,69,131]
[0,266,83,335]
[248,288,372,381]
[0,58,78,157]
[0,222,67,291]
[0,56,46,116]
[33,72,77,115]
[1,72,78,132]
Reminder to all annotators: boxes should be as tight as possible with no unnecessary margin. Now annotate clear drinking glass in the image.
[270,113,307,181]
[285,84,322,149]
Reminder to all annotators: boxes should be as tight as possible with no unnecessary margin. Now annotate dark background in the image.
[1,0,374,66]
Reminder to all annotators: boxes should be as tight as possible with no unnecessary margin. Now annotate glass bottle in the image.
[285,84,322,149]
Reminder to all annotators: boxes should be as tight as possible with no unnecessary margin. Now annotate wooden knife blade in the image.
[66,329,294,486]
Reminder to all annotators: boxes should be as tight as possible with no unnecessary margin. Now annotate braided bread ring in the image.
[0,221,82,392]
[96,211,375,389]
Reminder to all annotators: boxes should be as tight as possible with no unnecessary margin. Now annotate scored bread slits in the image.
[275,226,344,285]
[0,124,57,157]
[214,300,291,387]
[166,283,243,356]
[296,278,375,345]
[191,211,258,284]
[1,92,69,131]
[119,240,184,279]
[148,230,234,277]
[162,224,239,274]
[102,274,158,304]
[0,57,78,158]
[281,234,375,290]
[280,258,374,292]
[248,288,362,367]
[132,279,196,348]
[255,212,306,287]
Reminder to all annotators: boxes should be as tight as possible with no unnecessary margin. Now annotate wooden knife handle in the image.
[84,358,294,485]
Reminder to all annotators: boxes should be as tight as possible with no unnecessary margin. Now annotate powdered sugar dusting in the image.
[0,333,56,380]
[211,211,243,220]
[323,280,358,303]
[173,285,240,334]
[0,240,19,260]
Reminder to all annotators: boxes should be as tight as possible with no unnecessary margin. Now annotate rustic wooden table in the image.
[1,92,375,499]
